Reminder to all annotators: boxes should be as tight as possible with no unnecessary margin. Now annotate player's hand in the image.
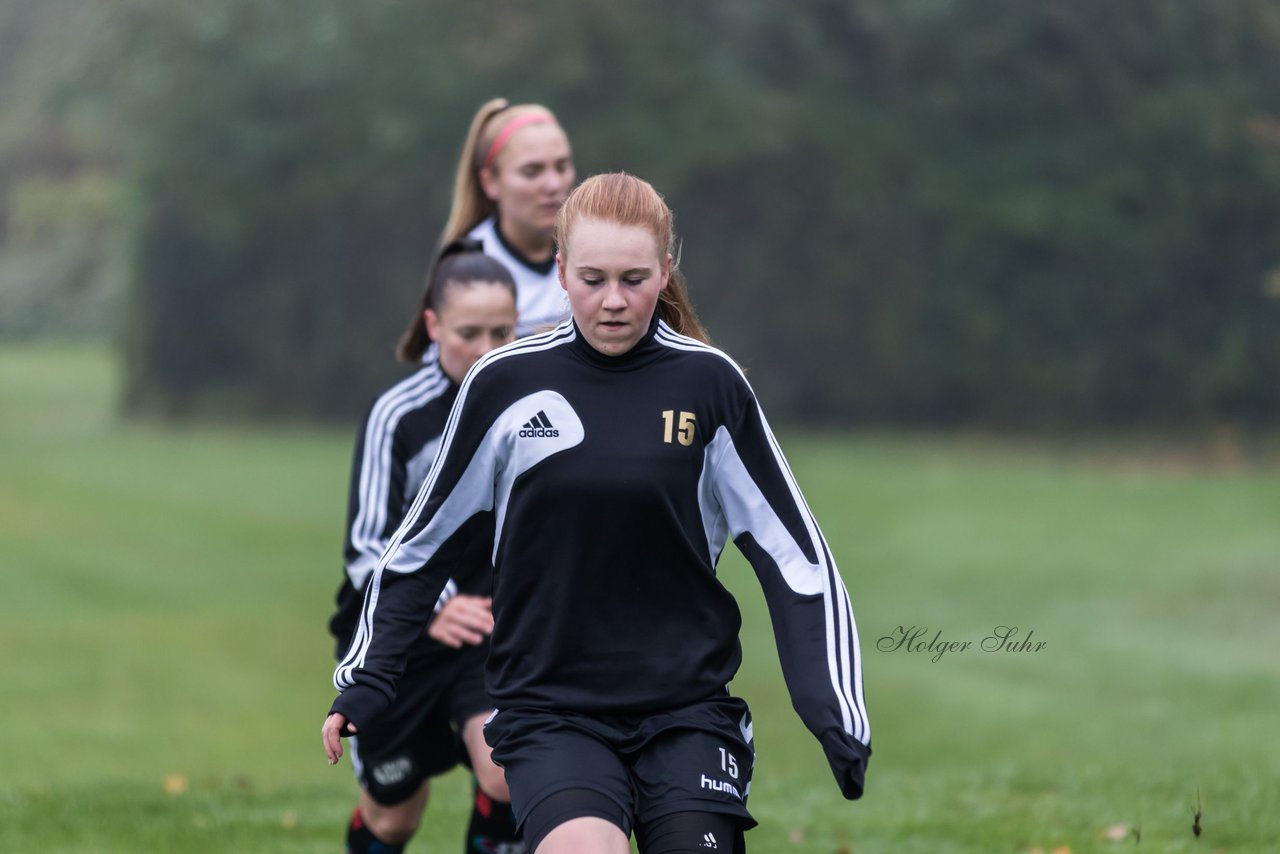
[322,712,357,765]
[427,594,494,648]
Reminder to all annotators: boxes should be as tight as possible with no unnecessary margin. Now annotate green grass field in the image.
[1,344,1277,852]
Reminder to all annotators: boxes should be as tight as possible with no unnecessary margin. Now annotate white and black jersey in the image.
[329,352,490,659]
[332,317,871,799]
[467,217,568,337]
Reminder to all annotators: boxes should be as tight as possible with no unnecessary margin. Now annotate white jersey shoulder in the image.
[468,217,569,338]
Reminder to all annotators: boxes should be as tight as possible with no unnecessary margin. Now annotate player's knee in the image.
[360,783,429,846]
[362,805,422,844]
[537,816,630,854]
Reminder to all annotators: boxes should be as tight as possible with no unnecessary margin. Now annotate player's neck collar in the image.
[569,314,662,371]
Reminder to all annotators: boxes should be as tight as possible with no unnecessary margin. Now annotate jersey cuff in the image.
[329,685,390,733]
[825,738,871,800]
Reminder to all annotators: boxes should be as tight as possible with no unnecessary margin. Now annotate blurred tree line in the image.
[0,0,121,341]
[3,0,1280,426]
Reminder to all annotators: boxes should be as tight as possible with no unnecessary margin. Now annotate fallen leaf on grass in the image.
[163,774,188,795]
[1100,824,1130,841]
[788,827,805,844]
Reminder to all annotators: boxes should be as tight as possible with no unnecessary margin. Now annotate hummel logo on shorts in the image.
[701,831,718,848]
[518,410,560,438]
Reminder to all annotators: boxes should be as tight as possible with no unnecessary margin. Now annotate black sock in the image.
[347,807,407,854]
[465,778,524,853]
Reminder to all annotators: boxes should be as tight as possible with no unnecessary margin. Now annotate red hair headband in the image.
[481,112,555,171]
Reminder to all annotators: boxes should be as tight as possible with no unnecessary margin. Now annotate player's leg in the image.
[345,656,461,852]
[630,695,758,854]
[483,708,635,854]
[461,710,511,801]
[524,790,631,854]
[348,780,430,852]
[459,711,522,852]
[446,636,524,853]
[537,817,631,853]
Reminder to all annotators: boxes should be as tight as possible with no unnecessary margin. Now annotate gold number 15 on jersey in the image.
[661,410,696,446]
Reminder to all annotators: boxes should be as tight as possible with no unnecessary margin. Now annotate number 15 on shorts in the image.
[718,747,739,779]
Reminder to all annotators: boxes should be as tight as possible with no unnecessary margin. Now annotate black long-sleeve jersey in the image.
[332,317,871,798]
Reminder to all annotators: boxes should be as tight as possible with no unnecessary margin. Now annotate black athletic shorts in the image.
[483,694,757,838]
[349,640,492,805]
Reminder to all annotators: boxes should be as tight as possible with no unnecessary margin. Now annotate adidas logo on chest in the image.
[518,410,560,438]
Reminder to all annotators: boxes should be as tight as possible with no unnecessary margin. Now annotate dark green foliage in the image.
[60,0,1280,422]
[0,0,123,340]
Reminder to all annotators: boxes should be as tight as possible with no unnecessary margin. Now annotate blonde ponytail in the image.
[439,98,510,246]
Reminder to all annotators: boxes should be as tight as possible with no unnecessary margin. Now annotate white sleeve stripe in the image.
[335,598,368,689]
[344,554,377,593]
[335,324,577,691]
[818,544,855,736]
[823,540,861,741]
[346,369,445,661]
[728,342,867,741]
[827,542,869,743]
[432,578,458,614]
[654,325,751,386]
[348,364,450,585]
[354,366,446,551]
[757,407,869,745]
[711,428,866,744]
[830,541,869,743]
